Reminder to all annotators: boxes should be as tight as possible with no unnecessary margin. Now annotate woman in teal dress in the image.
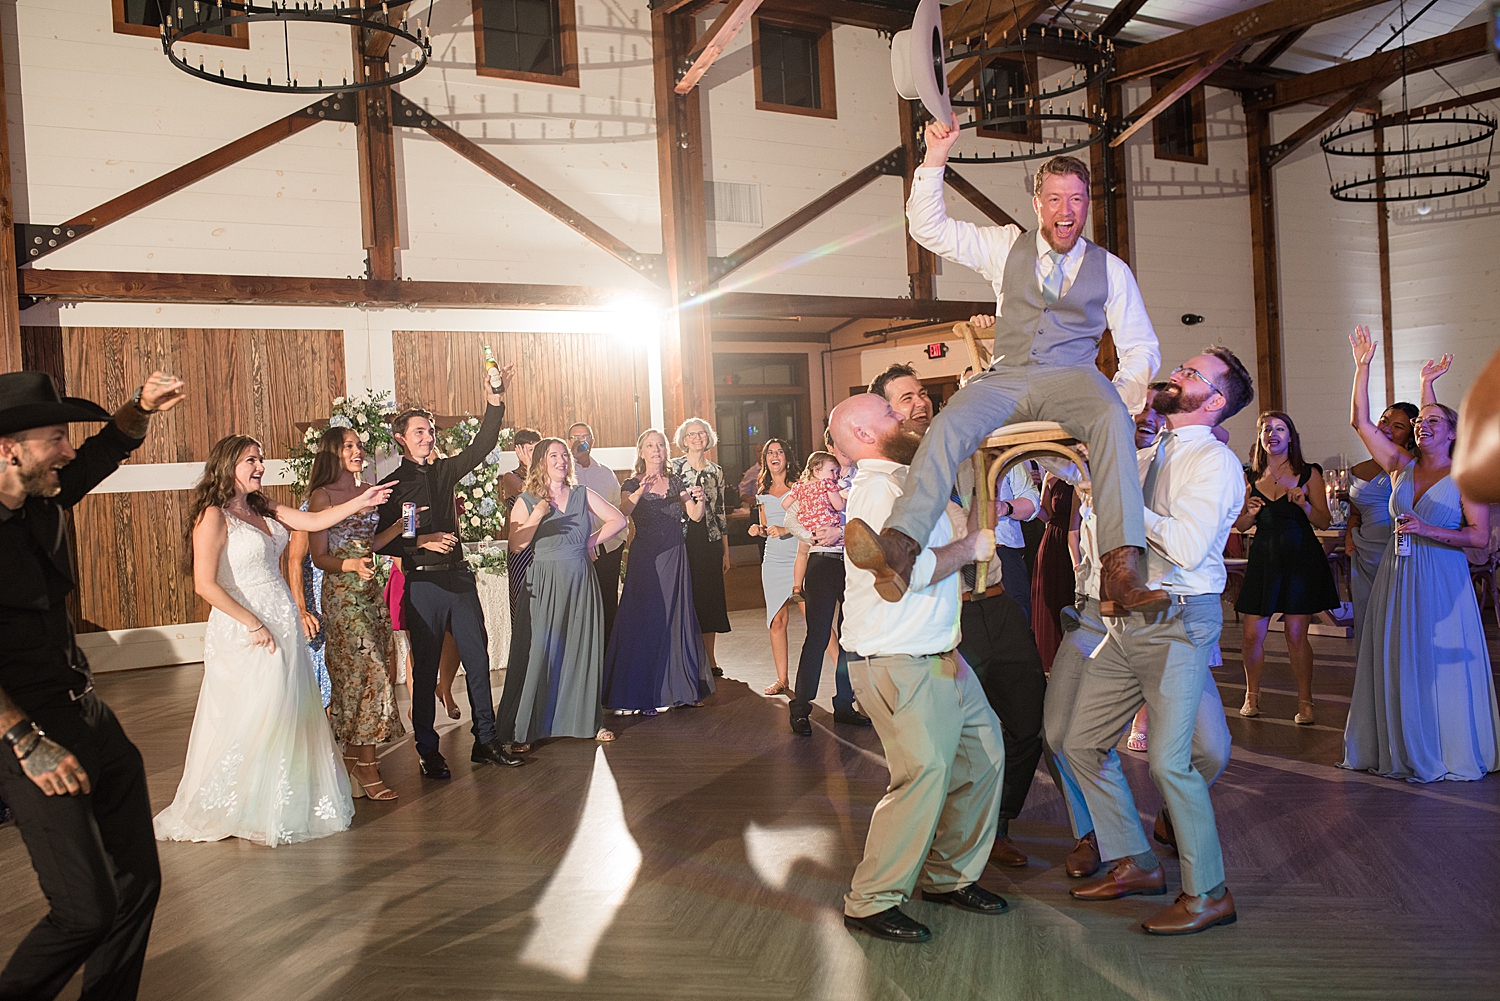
[1341,327,1498,783]
[496,438,627,751]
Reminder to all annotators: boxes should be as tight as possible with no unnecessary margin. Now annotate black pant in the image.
[790,553,855,719]
[593,544,624,648]
[994,545,1033,624]
[958,592,1047,822]
[0,695,160,1001]
[405,570,496,756]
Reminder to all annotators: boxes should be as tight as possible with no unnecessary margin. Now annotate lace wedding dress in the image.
[155,513,355,847]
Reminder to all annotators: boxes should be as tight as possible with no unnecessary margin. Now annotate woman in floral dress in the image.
[308,427,405,801]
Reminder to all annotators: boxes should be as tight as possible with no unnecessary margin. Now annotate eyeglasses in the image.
[684,430,708,439]
[1172,366,1223,398]
[567,433,592,441]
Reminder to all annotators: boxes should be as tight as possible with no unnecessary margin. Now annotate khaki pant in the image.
[844,651,1006,918]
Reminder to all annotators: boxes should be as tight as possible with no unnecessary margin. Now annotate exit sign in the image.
[926,343,949,360]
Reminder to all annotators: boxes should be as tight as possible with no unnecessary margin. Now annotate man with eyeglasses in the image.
[845,130,1168,625]
[567,423,626,645]
[1051,346,1254,936]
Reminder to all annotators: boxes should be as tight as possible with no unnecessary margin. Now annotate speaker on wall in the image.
[890,0,952,124]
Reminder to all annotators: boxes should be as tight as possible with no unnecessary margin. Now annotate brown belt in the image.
[962,584,1006,603]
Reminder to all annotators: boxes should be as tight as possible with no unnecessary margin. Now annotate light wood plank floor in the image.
[4,606,1498,1001]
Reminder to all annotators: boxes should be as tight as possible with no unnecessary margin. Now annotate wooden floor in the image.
[4,606,1499,1001]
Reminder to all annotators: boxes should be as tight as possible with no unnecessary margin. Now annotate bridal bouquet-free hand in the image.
[289,390,399,498]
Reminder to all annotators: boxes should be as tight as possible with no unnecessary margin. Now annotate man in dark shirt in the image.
[376,363,525,777]
[0,369,185,1001]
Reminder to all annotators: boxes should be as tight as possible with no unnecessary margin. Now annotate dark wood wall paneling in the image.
[392,330,650,448]
[25,326,345,631]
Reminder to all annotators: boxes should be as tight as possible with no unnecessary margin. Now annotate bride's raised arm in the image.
[270,482,392,534]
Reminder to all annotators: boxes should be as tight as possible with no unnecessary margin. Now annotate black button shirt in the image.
[376,402,505,573]
[0,422,145,712]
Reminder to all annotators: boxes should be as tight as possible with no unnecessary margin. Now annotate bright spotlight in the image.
[610,300,662,345]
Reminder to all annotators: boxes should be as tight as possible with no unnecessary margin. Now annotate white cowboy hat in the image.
[890,0,952,123]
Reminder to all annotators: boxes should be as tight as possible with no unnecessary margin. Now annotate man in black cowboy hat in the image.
[0,368,184,1001]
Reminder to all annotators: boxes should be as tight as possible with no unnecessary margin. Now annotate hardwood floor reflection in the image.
[2,607,1497,1000]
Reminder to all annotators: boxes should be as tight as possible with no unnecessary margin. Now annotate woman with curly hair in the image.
[671,418,732,675]
[155,435,390,846]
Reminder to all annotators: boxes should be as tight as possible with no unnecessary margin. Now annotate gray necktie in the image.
[1141,431,1174,513]
[1042,250,1066,304]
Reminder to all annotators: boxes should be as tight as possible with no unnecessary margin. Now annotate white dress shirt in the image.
[1137,424,1246,595]
[906,166,1160,414]
[572,456,625,553]
[841,459,961,658]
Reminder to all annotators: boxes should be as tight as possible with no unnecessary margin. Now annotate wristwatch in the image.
[129,386,157,414]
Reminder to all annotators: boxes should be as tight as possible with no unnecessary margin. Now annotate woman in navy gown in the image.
[602,429,716,714]
[1341,326,1498,782]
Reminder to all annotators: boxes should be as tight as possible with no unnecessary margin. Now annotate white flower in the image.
[358,431,369,442]
[355,412,366,425]
[470,516,480,526]
[332,396,345,406]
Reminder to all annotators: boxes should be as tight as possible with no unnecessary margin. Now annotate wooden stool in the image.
[956,321,1090,598]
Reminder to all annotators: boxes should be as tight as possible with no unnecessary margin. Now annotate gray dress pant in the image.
[1043,597,1230,841]
[844,651,1005,918]
[1058,595,1229,895]
[887,364,1145,557]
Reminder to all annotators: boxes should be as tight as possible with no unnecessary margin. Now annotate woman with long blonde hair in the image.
[155,434,391,847]
[601,429,714,714]
[495,438,627,751]
[671,417,732,675]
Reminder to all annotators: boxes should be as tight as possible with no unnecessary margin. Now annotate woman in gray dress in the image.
[496,438,627,751]
[1342,327,1498,782]
[745,439,801,696]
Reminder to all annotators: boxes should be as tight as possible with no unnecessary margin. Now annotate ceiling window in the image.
[1152,77,1208,164]
[113,0,248,48]
[753,14,835,119]
[473,0,579,87]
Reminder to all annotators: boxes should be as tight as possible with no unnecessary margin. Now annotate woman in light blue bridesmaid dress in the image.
[1341,327,1499,783]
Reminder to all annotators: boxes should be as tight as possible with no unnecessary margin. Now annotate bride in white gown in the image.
[155,434,392,847]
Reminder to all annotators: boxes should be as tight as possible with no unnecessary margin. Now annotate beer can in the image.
[1395,527,1412,557]
[402,502,418,538]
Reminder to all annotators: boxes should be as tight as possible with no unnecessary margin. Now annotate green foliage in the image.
[289,390,399,498]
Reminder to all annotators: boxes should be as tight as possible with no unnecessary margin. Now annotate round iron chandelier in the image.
[1320,109,1496,203]
[160,1,432,94]
[946,24,1114,165]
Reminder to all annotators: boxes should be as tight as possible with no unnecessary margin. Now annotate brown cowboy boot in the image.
[1098,546,1170,617]
[843,520,921,602]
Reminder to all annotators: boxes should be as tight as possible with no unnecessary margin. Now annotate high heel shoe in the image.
[764,681,791,696]
[343,755,366,799]
[344,756,398,801]
[1295,700,1315,725]
[1239,692,1261,717]
[443,698,461,721]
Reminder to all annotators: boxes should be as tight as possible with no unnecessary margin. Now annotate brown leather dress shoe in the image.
[989,835,1028,868]
[1098,546,1170,617]
[844,520,919,602]
[1065,832,1101,878]
[1153,809,1177,851]
[1069,860,1167,900]
[1141,889,1237,935]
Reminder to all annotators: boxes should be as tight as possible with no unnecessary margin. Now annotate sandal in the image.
[595,729,616,742]
[1294,700,1315,726]
[1239,692,1261,718]
[1126,730,1148,752]
[345,756,397,801]
[764,681,791,696]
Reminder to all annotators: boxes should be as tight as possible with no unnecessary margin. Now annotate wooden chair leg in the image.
[971,451,990,598]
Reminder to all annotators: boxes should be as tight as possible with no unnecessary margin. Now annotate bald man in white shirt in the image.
[831,394,1008,945]
[845,118,1167,621]
[1059,346,1256,936]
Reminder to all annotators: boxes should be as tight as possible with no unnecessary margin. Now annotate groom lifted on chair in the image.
[845,115,1166,619]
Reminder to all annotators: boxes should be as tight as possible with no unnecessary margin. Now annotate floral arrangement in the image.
[289,389,399,498]
[438,418,516,542]
[464,547,509,575]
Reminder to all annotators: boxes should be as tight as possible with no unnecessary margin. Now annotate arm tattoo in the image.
[0,684,25,734]
[112,402,152,439]
[20,735,73,781]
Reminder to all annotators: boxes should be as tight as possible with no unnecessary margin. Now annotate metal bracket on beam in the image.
[16,223,92,264]
[293,93,359,124]
[876,149,908,176]
[388,93,442,130]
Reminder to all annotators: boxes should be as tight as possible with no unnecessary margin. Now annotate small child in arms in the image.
[783,451,846,601]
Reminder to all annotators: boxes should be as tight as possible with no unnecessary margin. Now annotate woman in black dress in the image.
[671,417,732,676]
[1234,411,1339,725]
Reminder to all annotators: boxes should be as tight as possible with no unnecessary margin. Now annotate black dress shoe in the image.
[471,740,527,767]
[833,709,873,727]
[843,906,932,943]
[922,884,1008,915]
[789,715,812,736]
[418,751,450,780]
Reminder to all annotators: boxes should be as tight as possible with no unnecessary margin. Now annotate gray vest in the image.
[992,234,1109,369]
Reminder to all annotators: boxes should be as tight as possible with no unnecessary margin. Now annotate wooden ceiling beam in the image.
[1375,85,1500,127]
[676,0,763,94]
[713,292,991,320]
[1098,0,1150,39]
[946,0,1054,99]
[17,270,660,310]
[1114,0,1390,82]
[1110,38,1252,148]
[364,3,412,58]
[1254,23,1489,111]
[1262,72,1395,166]
[712,146,904,283]
[0,27,19,371]
[942,167,1020,228]
[1250,25,1307,67]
